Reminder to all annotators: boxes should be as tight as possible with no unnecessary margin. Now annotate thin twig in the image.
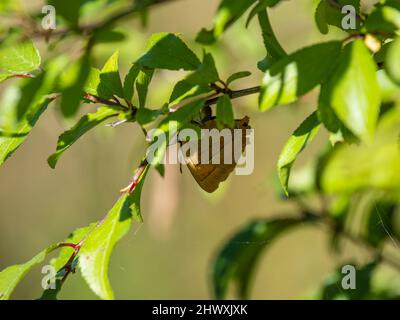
[204,86,261,107]
[83,93,130,111]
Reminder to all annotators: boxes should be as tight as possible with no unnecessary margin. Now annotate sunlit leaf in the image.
[60,54,91,117]
[259,41,342,111]
[319,40,380,141]
[216,94,234,128]
[0,244,59,300]
[169,80,210,105]
[39,225,94,300]
[185,52,220,85]
[137,33,200,71]
[277,111,320,196]
[150,99,205,166]
[386,36,400,85]
[322,108,400,193]
[84,68,101,96]
[136,66,154,108]
[0,91,54,167]
[79,167,148,300]
[226,71,251,86]
[0,39,40,74]
[48,107,118,169]
[123,64,140,102]
[98,50,124,99]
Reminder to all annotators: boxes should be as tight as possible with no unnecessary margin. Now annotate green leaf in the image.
[0,56,67,167]
[322,108,400,193]
[246,0,281,27]
[0,92,53,167]
[0,244,59,300]
[364,5,400,34]
[316,262,378,300]
[39,225,95,300]
[48,107,118,169]
[150,99,205,166]
[93,30,126,44]
[277,112,321,196]
[0,39,41,74]
[0,72,12,83]
[16,74,45,121]
[323,142,400,193]
[84,68,101,96]
[216,94,234,128]
[213,217,314,299]
[127,164,149,224]
[195,29,216,45]
[319,40,380,141]
[259,41,342,111]
[314,0,361,34]
[196,0,257,44]
[79,168,148,300]
[122,64,154,107]
[158,99,204,134]
[136,66,154,108]
[385,36,400,85]
[60,54,91,117]
[137,33,200,71]
[185,52,220,86]
[169,80,211,105]
[318,93,357,145]
[226,71,251,85]
[15,56,67,121]
[257,9,287,62]
[97,50,124,99]
[136,107,163,126]
[315,1,329,34]
[377,69,400,103]
[123,64,140,102]
[48,0,83,24]
[168,52,218,105]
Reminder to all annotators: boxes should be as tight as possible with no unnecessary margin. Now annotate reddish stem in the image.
[128,160,149,193]
[59,243,80,249]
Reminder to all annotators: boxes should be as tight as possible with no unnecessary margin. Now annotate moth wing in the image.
[186,116,251,193]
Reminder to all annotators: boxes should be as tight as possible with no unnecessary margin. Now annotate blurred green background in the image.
[0,0,396,299]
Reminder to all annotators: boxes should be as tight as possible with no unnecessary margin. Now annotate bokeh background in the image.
[1,0,396,299]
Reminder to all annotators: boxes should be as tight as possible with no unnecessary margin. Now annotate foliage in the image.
[0,0,400,300]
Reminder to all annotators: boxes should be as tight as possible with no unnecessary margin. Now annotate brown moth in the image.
[184,116,251,193]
